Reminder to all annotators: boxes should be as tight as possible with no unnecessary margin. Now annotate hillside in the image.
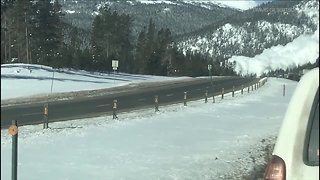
[176,0,319,61]
[60,0,239,38]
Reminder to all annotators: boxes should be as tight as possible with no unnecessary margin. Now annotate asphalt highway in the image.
[1,77,259,128]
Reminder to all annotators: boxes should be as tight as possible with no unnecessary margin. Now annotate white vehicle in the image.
[264,68,319,180]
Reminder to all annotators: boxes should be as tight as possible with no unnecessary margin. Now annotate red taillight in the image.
[264,155,286,180]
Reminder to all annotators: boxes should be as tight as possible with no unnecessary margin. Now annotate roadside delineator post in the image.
[43,103,49,129]
[205,89,208,103]
[155,95,159,112]
[283,84,285,97]
[232,86,235,97]
[241,85,244,95]
[248,86,250,93]
[212,95,215,103]
[113,99,118,119]
[184,92,187,106]
[8,120,18,180]
[221,88,224,99]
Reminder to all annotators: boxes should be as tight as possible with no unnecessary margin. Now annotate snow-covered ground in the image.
[1,64,188,100]
[1,76,297,179]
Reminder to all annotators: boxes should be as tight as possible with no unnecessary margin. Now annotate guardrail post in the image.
[155,95,159,112]
[184,92,187,106]
[113,99,118,119]
[232,86,235,97]
[8,120,18,180]
[43,103,49,129]
[241,85,244,94]
[221,88,224,99]
[205,89,208,103]
[283,84,285,97]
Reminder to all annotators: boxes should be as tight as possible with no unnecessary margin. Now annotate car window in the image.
[304,88,319,166]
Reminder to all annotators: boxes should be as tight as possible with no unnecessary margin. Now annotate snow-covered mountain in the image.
[135,0,263,11]
[176,0,319,61]
[137,0,258,10]
[60,0,239,37]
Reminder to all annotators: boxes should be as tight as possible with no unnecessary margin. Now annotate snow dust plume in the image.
[230,26,319,77]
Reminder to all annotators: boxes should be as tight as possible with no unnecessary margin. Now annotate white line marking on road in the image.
[197,88,202,91]
[96,104,110,107]
[22,112,42,116]
[166,94,174,97]
[138,98,146,101]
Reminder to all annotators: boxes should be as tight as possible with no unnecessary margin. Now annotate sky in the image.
[0,64,298,179]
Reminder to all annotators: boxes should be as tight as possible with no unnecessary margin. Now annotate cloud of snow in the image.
[230,25,319,77]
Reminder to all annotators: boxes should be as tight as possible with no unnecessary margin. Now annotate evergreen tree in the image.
[1,0,33,64]
[31,0,64,66]
[134,26,147,74]
[169,44,186,76]
[91,5,133,72]
[144,18,156,73]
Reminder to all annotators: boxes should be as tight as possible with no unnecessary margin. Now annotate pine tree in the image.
[32,0,64,66]
[134,27,147,74]
[91,5,133,72]
[1,0,33,64]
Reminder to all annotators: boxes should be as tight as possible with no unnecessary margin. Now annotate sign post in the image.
[241,85,244,94]
[112,60,119,84]
[205,89,208,103]
[221,88,224,99]
[184,92,187,106]
[207,64,213,101]
[155,95,159,112]
[113,99,118,120]
[8,120,18,180]
[232,86,235,97]
[43,103,49,129]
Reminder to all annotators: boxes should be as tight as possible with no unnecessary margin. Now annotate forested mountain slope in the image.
[176,0,319,61]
